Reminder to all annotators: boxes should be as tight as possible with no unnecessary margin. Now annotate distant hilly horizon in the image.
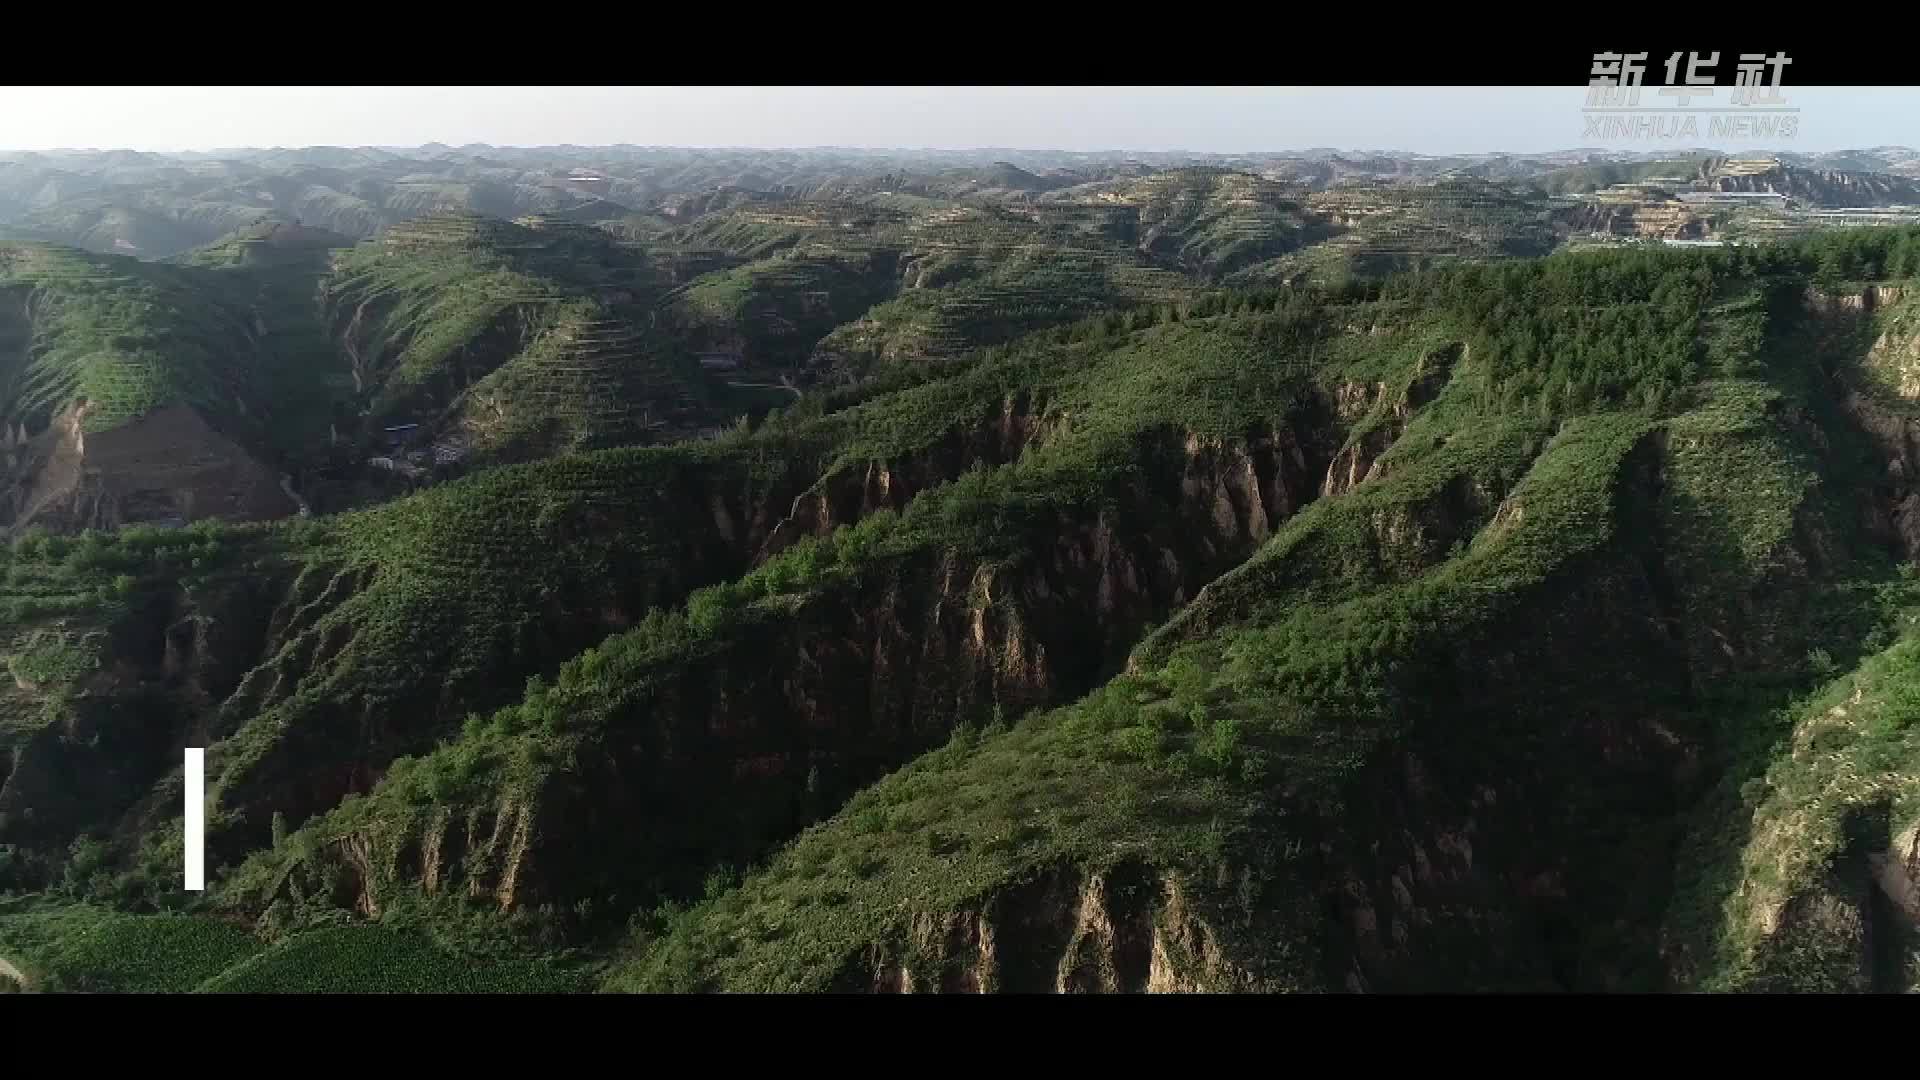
[7,144,1917,159]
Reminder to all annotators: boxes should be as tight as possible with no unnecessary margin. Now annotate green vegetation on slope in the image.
[7,224,1920,993]
[323,212,707,461]
[326,217,573,423]
[615,233,1920,991]
[0,244,259,433]
[1529,159,1709,196]
[0,900,261,992]
[198,924,584,993]
[1664,596,1920,992]
[1112,167,1325,278]
[0,896,584,993]
[669,248,901,368]
[618,411,1663,990]
[215,302,1336,939]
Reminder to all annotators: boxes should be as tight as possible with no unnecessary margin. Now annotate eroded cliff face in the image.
[329,282,550,428]
[1710,166,1920,207]
[843,861,1263,993]
[1553,200,1705,241]
[1129,346,1474,665]
[1329,493,1699,991]
[246,416,1337,925]
[1807,286,1920,560]
[820,422,1872,994]
[2,403,294,536]
[1863,293,1920,400]
[196,468,835,867]
[1733,806,1920,994]
[1876,823,1920,935]
[0,568,290,882]
[1805,283,1909,319]
[200,400,1101,868]
[759,391,1065,560]
[1398,391,1911,991]
[1835,385,1920,559]
[1257,435,1698,992]
[298,798,539,922]
[1320,343,1458,499]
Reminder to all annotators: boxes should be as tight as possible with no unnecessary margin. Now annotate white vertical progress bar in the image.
[184,748,205,892]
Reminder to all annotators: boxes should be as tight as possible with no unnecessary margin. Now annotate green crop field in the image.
[197,925,585,993]
[0,901,261,992]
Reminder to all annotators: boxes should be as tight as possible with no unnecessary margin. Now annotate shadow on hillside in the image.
[1659,275,1918,988]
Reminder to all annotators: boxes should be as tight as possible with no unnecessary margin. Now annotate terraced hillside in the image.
[315,212,744,483]
[1281,180,1562,284]
[1529,159,1714,196]
[0,243,310,534]
[2,227,1918,994]
[0,244,260,435]
[1703,161,1920,207]
[1043,168,1327,279]
[1,209,766,534]
[449,304,708,461]
[665,246,903,371]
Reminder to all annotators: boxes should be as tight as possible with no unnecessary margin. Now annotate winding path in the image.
[726,379,803,401]
[0,953,27,989]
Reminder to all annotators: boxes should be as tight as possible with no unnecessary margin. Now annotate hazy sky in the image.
[4,86,1917,155]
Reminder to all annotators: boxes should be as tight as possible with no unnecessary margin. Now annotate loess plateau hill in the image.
[2,152,1919,992]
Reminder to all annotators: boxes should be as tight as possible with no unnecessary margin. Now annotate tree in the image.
[1890,232,1917,279]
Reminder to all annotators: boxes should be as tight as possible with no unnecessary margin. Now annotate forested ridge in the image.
[3,224,1919,993]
